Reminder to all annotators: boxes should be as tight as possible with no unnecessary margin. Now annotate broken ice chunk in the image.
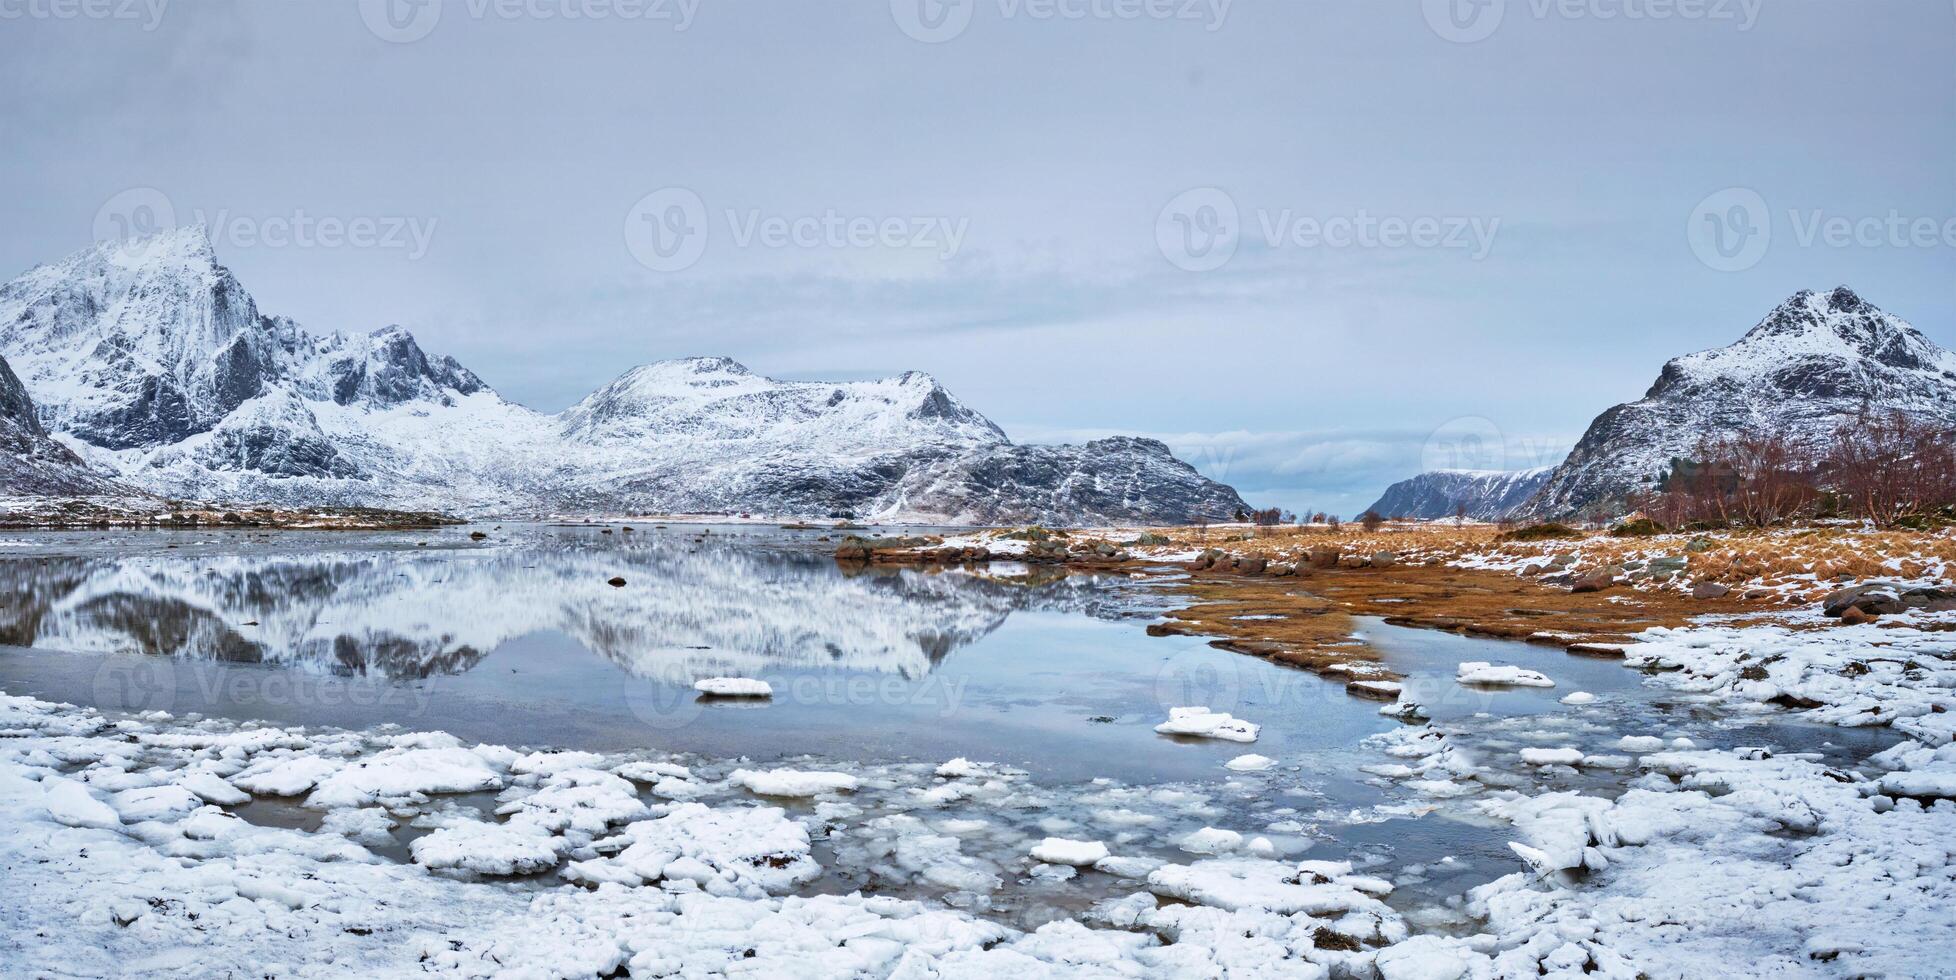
[410,819,566,876]
[693,677,773,698]
[729,768,859,797]
[1154,707,1260,742]
[1455,662,1555,688]
[42,777,121,830]
[1518,747,1585,767]
[1029,837,1110,866]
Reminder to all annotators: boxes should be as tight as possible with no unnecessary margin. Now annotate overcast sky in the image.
[3,0,1952,516]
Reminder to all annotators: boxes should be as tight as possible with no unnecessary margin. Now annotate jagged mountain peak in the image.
[45,223,220,275]
[306,324,490,408]
[1520,288,1956,520]
[559,358,1008,450]
[1661,286,1955,394]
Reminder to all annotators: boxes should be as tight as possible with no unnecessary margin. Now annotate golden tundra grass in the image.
[1136,522,1956,601]
[1102,520,1954,697]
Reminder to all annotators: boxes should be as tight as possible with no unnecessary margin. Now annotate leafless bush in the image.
[1818,408,1956,526]
[1637,430,1816,528]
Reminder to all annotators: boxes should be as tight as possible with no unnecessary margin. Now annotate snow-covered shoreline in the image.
[5,578,1955,977]
[0,689,1473,978]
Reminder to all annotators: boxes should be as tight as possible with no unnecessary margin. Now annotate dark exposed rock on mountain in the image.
[0,352,124,496]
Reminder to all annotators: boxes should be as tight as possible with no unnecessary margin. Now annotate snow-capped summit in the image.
[1519,287,1956,519]
[0,228,1246,524]
[1655,286,1956,391]
[560,356,1007,451]
[0,227,488,454]
[301,325,488,409]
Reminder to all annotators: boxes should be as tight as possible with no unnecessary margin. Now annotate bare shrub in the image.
[1819,408,1956,527]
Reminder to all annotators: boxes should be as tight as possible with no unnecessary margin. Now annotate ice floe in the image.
[728,767,859,797]
[1153,706,1260,742]
[692,677,773,697]
[1029,837,1109,866]
[1456,662,1556,687]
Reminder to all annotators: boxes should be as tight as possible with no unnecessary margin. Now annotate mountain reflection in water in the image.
[0,527,1149,682]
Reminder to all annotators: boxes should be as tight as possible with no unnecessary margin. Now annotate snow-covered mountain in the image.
[0,228,1246,524]
[1519,287,1956,519]
[0,351,124,496]
[1364,466,1552,521]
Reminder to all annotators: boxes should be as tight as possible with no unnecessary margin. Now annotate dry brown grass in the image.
[1066,520,1951,709]
[1134,521,1956,602]
[1140,555,1781,702]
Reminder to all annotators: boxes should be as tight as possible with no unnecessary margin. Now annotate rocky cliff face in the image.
[1365,467,1552,521]
[0,228,1246,525]
[876,437,1251,526]
[1519,287,1956,519]
[0,352,123,497]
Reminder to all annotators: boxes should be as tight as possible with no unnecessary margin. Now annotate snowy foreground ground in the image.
[4,614,1956,977]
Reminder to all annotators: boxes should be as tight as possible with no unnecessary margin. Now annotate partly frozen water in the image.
[0,523,1397,784]
[0,523,1910,941]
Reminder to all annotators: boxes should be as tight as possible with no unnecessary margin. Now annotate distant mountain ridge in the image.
[1517,286,1956,519]
[0,227,1246,525]
[1365,466,1553,521]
